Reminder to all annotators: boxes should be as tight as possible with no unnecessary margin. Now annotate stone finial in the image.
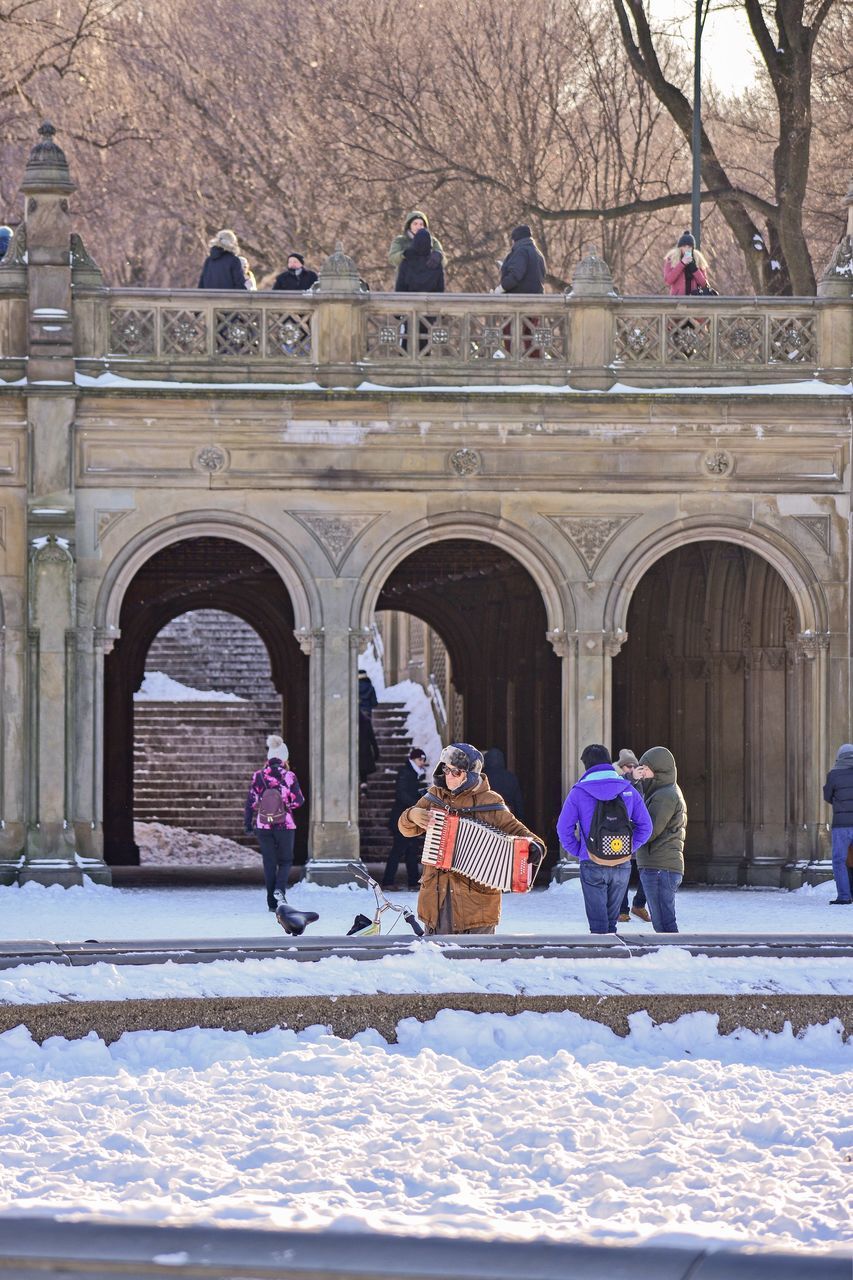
[21,121,76,195]
[568,247,616,298]
[317,242,362,294]
[817,176,853,296]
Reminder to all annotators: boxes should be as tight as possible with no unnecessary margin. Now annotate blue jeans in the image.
[619,861,647,915]
[579,860,632,934]
[638,868,682,933]
[830,826,853,902]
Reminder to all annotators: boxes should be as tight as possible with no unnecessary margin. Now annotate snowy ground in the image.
[1,879,850,1258]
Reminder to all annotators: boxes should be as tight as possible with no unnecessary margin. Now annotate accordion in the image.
[421,808,535,893]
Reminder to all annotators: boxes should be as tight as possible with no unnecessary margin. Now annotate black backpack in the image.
[586,794,633,865]
[256,786,287,824]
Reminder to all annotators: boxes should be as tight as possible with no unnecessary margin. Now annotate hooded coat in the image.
[636,746,687,872]
[500,235,546,294]
[198,246,247,290]
[399,774,542,931]
[481,748,524,819]
[823,743,853,827]
[395,227,445,292]
[388,210,445,270]
[557,764,652,862]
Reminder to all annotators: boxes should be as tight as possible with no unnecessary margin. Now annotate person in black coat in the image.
[358,670,378,720]
[482,747,524,820]
[395,227,445,293]
[494,224,545,295]
[198,229,248,289]
[823,743,853,904]
[382,747,428,889]
[272,253,319,291]
[358,710,379,787]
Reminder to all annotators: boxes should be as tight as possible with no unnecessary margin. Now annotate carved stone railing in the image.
[1,277,849,390]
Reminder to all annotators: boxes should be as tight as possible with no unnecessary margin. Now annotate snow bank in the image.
[134,672,244,702]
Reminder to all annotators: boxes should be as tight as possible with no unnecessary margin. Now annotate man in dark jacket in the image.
[557,744,653,935]
[358,709,379,787]
[272,253,319,291]
[382,747,428,889]
[823,743,853,904]
[495,224,545,295]
[395,227,445,293]
[635,746,687,933]
[358,670,378,720]
[482,747,524,819]
[198,229,247,289]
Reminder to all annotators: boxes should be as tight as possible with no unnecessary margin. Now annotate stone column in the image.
[549,625,627,882]
[816,176,853,381]
[566,250,618,391]
[312,246,364,390]
[300,624,367,884]
[0,615,26,886]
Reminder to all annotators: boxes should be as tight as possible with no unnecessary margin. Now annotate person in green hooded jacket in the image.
[388,210,445,272]
[634,745,687,933]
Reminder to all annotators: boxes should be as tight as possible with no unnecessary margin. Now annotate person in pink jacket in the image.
[663,231,711,296]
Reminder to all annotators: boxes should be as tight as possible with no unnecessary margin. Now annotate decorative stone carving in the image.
[22,122,75,194]
[292,513,380,570]
[793,515,831,553]
[615,316,661,363]
[194,446,228,473]
[796,629,830,660]
[293,627,324,656]
[769,316,816,364]
[95,508,134,548]
[70,233,103,285]
[448,447,482,477]
[0,223,26,268]
[569,248,615,298]
[213,311,260,357]
[604,629,628,657]
[349,627,372,655]
[546,628,572,658]
[549,515,637,575]
[31,535,72,564]
[701,449,734,478]
[317,243,362,294]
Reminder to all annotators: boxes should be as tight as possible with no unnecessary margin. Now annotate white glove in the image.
[492,284,505,294]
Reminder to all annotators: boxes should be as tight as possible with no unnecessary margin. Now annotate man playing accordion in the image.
[399,742,546,934]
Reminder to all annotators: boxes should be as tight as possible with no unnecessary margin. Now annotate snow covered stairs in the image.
[359,701,414,867]
[134,699,281,843]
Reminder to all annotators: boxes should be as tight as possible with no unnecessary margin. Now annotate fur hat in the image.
[209,228,240,254]
[677,230,696,248]
[511,224,532,242]
[266,734,289,762]
[616,748,639,769]
[434,742,484,791]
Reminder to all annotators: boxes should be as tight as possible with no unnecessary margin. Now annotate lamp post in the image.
[691,0,709,249]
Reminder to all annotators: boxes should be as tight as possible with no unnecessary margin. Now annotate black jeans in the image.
[256,826,295,902]
[382,831,422,888]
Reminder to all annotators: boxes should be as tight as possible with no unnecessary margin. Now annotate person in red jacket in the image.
[663,231,711,296]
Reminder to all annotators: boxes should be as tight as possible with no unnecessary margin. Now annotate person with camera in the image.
[663,231,713,296]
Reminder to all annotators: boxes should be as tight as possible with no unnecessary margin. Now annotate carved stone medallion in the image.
[793,515,831,553]
[701,449,734,478]
[448,447,482,477]
[194,445,228,473]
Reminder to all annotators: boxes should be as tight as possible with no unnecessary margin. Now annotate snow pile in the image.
[359,643,443,766]
[0,1013,848,1254]
[134,672,245,702]
[135,823,258,868]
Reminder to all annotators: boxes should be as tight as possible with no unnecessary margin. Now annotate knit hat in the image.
[209,228,240,253]
[288,252,305,265]
[616,749,639,769]
[266,734,289,762]
[511,224,532,242]
[834,743,853,768]
[434,742,484,791]
[677,231,696,248]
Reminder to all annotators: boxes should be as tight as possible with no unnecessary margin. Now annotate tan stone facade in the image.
[1,127,851,888]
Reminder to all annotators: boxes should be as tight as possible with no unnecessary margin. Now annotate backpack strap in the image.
[425,794,507,814]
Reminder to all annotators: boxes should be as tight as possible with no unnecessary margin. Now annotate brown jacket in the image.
[399,775,542,931]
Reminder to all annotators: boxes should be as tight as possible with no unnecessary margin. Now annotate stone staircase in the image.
[145,609,278,699]
[134,699,281,843]
[359,702,415,866]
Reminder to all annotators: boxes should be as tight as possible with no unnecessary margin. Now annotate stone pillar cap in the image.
[317,243,362,293]
[568,247,617,298]
[21,122,76,195]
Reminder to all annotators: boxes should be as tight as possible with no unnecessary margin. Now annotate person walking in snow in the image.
[557,744,653,935]
[634,746,687,932]
[244,735,305,912]
[399,742,545,935]
[663,231,712,296]
[822,744,853,905]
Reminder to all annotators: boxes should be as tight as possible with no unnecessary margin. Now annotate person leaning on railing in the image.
[198,228,248,289]
[663,231,713,296]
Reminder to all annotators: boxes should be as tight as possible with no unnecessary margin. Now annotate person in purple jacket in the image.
[556,744,653,935]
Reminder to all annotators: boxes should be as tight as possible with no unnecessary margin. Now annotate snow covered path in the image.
[0,1012,850,1256]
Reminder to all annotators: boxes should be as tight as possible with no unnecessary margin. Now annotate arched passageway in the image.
[103,537,308,865]
[376,539,562,850]
[612,541,808,882]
